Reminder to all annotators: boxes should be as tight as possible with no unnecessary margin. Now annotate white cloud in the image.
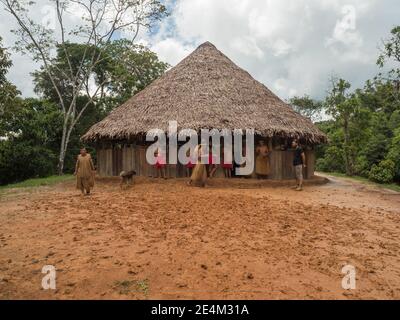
[326,5,363,47]
[0,0,398,101]
[148,0,395,99]
[151,38,194,66]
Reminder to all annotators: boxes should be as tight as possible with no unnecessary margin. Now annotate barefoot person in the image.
[188,144,207,187]
[185,148,195,177]
[74,148,95,195]
[292,139,306,191]
[154,148,167,179]
[255,140,270,179]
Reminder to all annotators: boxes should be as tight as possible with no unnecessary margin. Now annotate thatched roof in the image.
[82,41,327,144]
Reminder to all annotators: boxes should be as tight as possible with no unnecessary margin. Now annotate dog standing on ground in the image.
[119,170,136,189]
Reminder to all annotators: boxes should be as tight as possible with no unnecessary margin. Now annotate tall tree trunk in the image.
[57,119,68,175]
[58,149,65,175]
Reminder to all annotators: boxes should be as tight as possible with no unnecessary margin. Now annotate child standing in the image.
[185,148,195,177]
[154,148,167,179]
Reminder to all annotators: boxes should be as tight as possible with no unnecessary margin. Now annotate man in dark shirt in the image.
[292,139,306,191]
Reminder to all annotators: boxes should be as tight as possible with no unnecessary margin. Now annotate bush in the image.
[0,140,57,185]
[316,145,346,173]
[354,155,371,177]
[386,128,400,182]
[368,159,395,184]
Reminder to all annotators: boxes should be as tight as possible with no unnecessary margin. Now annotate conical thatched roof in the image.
[82,41,326,143]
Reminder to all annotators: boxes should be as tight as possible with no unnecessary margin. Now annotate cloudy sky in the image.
[0,0,399,100]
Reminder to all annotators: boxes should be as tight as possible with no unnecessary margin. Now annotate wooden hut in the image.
[82,42,326,180]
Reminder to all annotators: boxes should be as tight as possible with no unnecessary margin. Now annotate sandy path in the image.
[0,175,399,299]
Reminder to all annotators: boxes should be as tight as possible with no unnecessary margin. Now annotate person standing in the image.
[185,148,195,177]
[255,140,270,179]
[292,139,306,191]
[154,148,167,179]
[188,144,207,187]
[74,148,95,195]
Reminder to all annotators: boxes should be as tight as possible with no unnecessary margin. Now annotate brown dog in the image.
[119,170,136,189]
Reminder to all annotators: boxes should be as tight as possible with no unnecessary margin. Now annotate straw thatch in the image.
[82,41,327,144]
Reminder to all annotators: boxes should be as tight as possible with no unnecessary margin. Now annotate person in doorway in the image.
[292,139,306,191]
[255,140,270,179]
[74,147,95,196]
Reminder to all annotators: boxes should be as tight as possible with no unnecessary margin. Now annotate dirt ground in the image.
[0,174,400,300]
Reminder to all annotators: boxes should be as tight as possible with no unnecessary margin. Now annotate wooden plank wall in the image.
[267,149,315,180]
[122,145,136,172]
[112,147,123,176]
[96,149,104,176]
[105,148,113,176]
[305,150,315,179]
[269,151,282,180]
[96,145,316,179]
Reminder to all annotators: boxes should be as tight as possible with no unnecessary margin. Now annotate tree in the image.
[0,98,62,185]
[0,36,19,127]
[100,39,169,109]
[32,40,169,113]
[1,0,167,174]
[31,40,168,173]
[301,27,400,184]
[289,95,323,121]
[324,78,355,175]
[377,26,400,103]
[386,127,400,181]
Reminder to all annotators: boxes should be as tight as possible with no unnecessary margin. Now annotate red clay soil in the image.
[0,174,399,300]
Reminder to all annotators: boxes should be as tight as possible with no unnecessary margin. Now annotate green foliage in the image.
[0,175,73,192]
[31,41,169,173]
[377,26,400,80]
[0,140,57,184]
[386,128,400,180]
[101,39,170,109]
[0,36,19,124]
[316,60,400,184]
[316,145,346,173]
[289,95,323,120]
[354,155,370,177]
[32,40,169,112]
[0,99,62,185]
[316,80,399,183]
[321,78,373,176]
[368,159,396,184]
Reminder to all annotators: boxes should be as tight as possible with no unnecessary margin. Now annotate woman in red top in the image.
[185,148,196,177]
[154,148,167,179]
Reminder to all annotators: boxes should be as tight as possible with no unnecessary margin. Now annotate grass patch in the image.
[0,175,74,192]
[322,171,400,192]
[114,279,149,296]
